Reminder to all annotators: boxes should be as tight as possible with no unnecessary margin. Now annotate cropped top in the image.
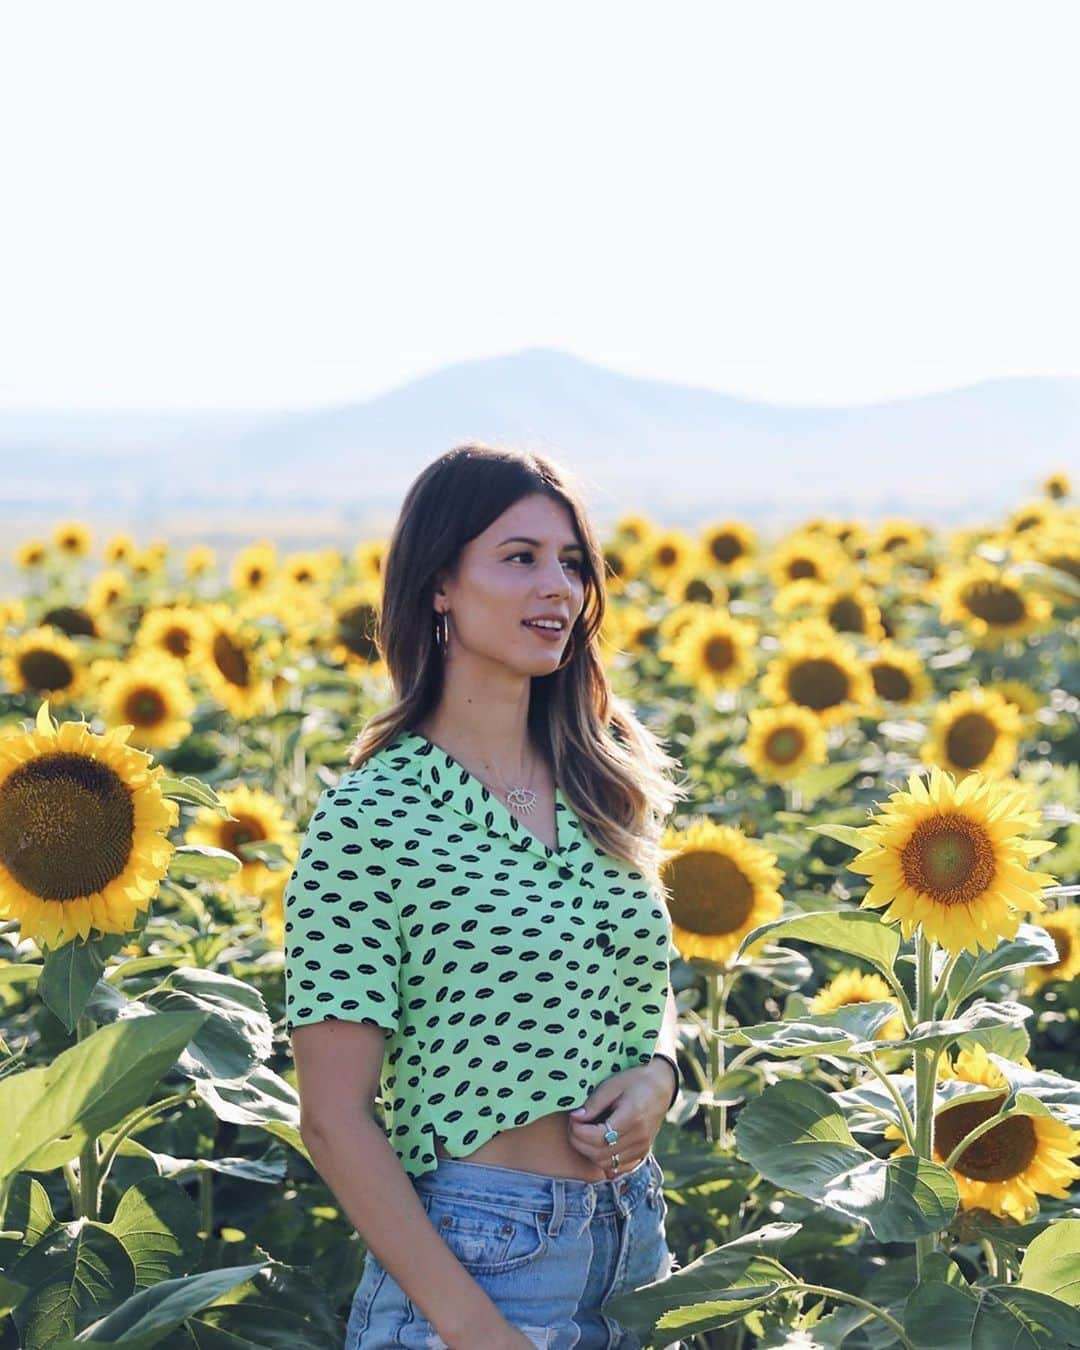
[283,729,678,1179]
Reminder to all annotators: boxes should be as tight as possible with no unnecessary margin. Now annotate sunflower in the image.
[134,604,213,665]
[767,532,850,590]
[323,585,386,675]
[700,521,757,577]
[600,541,635,595]
[919,686,1023,780]
[659,820,785,966]
[866,641,933,708]
[870,518,928,563]
[15,540,48,570]
[185,783,299,900]
[231,542,277,596]
[613,514,655,546]
[1011,522,1080,605]
[808,968,905,1040]
[665,570,728,608]
[1023,905,1080,995]
[984,680,1045,739]
[659,611,758,696]
[53,520,92,559]
[938,558,1052,646]
[87,568,133,615]
[353,539,388,589]
[185,545,216,579]
[847,766,1057,956]
[0,700,178,949]
[189,603,277,720]
[886,1043,1080,1221]
[599,600,659,663]
[0,627,90,707]
[1006,500,1060,537]
[742,703,828,784]
[130,546,167,580]
[760,625,875,728]
[103,532,137,566]
[772,577,831,618]
[93,651,196,751]
[815,581,887,642]
[1043,472,1071,500]
[283,550,336,588]
[640,529,703,592]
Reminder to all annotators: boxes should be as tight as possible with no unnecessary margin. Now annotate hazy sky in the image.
[2,1,1078,411]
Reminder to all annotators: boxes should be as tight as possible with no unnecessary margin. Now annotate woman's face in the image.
[436,493,587,678]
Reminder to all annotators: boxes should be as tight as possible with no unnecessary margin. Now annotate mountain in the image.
[1,349,1076,526]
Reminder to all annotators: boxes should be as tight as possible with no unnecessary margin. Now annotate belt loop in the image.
[547,1177,564,1237]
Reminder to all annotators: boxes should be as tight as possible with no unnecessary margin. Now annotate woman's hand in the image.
[564,1061,672,1176]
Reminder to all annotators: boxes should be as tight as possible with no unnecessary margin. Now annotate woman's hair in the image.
[347,442,687,883]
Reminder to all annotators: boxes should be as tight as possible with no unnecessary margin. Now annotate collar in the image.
[372,729,591,870]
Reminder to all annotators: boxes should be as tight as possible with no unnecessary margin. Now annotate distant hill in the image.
[1,349,1076,528]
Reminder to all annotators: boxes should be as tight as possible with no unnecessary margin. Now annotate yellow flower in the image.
[760,624,875,729]
[231,541,277,595]
[742,704,828,785]
[134,604,213,665]
[659,611,758,696]
[185,783,299,901]
[15,539,48,570]
[189,603,277,720]
[1042,471,1070,500]
[103,532,137,565]
[767,532,850,590]
[808,968,905,1040]
[0,627,90,708]
[94,651,196,752]
[938,557,1053,646]
[352,539,389,589]
[1023,905,1080,995]
[919,686,1023,780]
[659,820,785,967]
[866,641,933,709]
[887,1043,1080,1221]
[699,521,757,577]
[0,700,178,949]
[52,520,93,558]
[848,766,1057,956]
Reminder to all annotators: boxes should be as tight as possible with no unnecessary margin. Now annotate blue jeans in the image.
[344,1151,682,1349]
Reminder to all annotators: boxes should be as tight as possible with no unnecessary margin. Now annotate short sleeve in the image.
[283,781,402,1037]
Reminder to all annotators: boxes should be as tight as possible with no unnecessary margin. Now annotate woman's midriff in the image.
[434,1107,615,1181]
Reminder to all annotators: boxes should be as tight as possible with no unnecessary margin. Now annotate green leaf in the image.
[143,970,273,1084]
[720,1001,901,1058]
[52,1262,270,1349]
[906,1279,1080,1348]
[985,1054,1080,1128]
[100,1178,202,1288]
[946,924,1061,1006]
[853,1000,1031,1056]
[191,1064,301,1131]
[735,909,900,982]
[156,777,235,815]
[0,1011,208,1181]
[1020,1219,1080,1306]
[9,1218,136,1350]
[740,944,814,990]
[167,846,243,881]
[806,822,872,851]
[0,1174,57,1272]
[734,1079,957,1241]
[787,760,864,808]
[0,1271,28,1319]
[0,963,42,987]
[38,938,108,1034]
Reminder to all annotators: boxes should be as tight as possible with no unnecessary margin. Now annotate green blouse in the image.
[283,729,678,1180]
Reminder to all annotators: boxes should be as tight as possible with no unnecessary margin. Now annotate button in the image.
[558,866,573,880]
[619,1179,628,1194]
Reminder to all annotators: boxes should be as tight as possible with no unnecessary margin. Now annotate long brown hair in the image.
[347,443,686,882]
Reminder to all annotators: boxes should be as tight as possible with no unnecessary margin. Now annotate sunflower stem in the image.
[706,970,733,1148]
[849,1053,918,1152]
[981,1238,999,1280]
[930,949,961,1009]
[97,1088,198,1188]
[912,932,939,1278]
[61,1161,81,1218]
[76,1014,101,1221]
[782,1283,916,1350]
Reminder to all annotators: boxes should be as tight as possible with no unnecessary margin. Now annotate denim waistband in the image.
[412,1153,656,1220]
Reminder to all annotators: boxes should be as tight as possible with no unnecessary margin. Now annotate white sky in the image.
[1,0,1078,411]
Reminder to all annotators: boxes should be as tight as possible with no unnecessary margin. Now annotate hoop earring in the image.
[434,611,449,655]
[554,629,576,671]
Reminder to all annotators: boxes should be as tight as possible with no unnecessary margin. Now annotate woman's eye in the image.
[507,552,583,573]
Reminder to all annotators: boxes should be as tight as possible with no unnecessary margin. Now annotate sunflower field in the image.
[1,475,1079,1349]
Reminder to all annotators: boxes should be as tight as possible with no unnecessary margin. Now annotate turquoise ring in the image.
[603,1125,619,1145]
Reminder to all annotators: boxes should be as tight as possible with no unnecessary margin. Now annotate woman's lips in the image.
[522,621,564,642]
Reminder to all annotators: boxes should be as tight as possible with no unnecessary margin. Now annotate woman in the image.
[285,444,686,1349]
